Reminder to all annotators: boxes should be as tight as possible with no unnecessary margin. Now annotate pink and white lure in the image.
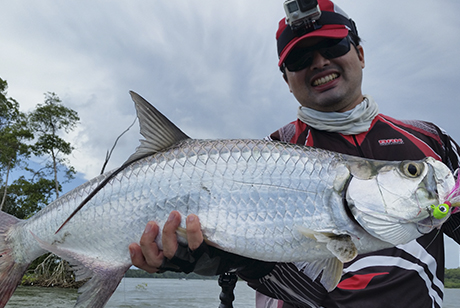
[440,174,460,216]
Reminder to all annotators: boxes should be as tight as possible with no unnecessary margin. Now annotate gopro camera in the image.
[284,0,321,31]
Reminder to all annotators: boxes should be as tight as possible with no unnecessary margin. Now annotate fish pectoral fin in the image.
[324,235,358,263]
[295,258,344,292]
[296,226,338,241]
[295,227,357,291]
[296,227,358,263]
[295,226,319,240]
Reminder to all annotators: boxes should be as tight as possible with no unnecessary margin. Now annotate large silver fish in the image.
[0,92,455,307]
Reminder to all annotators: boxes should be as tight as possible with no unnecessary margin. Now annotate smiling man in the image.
[278,24,364,113]
[130,1,460,307]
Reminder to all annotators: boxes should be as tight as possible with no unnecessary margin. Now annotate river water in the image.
[5,278,460,307]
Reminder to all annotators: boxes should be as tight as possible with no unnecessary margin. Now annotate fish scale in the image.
[0,91,455,307]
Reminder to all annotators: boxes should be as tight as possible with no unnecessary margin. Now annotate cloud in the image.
[2,0,459,184]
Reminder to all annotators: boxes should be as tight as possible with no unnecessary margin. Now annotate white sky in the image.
[1,0,460,268]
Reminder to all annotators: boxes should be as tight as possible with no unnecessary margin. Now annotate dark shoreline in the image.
[20,269,218,289]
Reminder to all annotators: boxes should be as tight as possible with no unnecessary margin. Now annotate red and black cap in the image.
[277,0,358,67]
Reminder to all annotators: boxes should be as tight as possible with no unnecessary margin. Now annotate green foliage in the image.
[0,79,32,162]
[2,176,56,219]
[21,273,39,286]
[445,268,460,288]
[0,78,34,210]
[0,79,25,129]
[0,79,79,218]
[29,92,80,197]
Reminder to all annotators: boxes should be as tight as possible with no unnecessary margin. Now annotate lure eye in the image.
[401,161,423,178]
[431,203,450,219]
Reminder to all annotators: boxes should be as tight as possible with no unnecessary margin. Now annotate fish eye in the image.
[401,161,423,178]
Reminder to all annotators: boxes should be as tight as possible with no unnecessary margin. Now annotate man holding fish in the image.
[130,0,460,307]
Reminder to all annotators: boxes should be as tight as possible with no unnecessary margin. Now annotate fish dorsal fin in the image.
[125,91,190,165]
[55,92,190,234]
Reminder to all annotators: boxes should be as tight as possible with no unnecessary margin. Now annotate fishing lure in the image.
[431,203,450,219]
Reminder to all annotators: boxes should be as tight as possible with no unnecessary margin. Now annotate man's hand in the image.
[129,211,203,273]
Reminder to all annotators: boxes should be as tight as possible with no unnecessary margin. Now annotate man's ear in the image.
[357,45,365,69]
[283,71,293,93]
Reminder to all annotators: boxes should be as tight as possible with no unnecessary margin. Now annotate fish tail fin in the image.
[0,211,29,308]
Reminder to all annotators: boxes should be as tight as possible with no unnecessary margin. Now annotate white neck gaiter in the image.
[297,95,379,135]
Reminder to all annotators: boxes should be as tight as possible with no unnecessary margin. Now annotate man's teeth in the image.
[313,73,339,86]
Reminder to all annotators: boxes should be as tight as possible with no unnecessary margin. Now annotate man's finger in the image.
[129,221,163,272]
[129,242,162,273]
[162,211,181,259]
[186,214,204,251]
[138,221,163,266]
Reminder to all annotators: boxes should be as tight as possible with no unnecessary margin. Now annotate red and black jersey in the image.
[259,114,460,308]
[269,114,458,166]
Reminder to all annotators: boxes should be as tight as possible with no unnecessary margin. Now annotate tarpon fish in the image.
[0,91,457,307]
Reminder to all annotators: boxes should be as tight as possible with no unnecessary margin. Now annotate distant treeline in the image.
[126,268,460,288]
[445,268,460,288]
[125,269,217,280]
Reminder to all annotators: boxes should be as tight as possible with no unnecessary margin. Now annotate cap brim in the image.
[278,25,349,67]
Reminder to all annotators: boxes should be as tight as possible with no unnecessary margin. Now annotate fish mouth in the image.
[414,215,447,234]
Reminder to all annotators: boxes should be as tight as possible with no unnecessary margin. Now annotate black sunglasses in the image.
[282,36,353,72]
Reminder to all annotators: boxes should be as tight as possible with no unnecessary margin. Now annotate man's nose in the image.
[309,51,330,70]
